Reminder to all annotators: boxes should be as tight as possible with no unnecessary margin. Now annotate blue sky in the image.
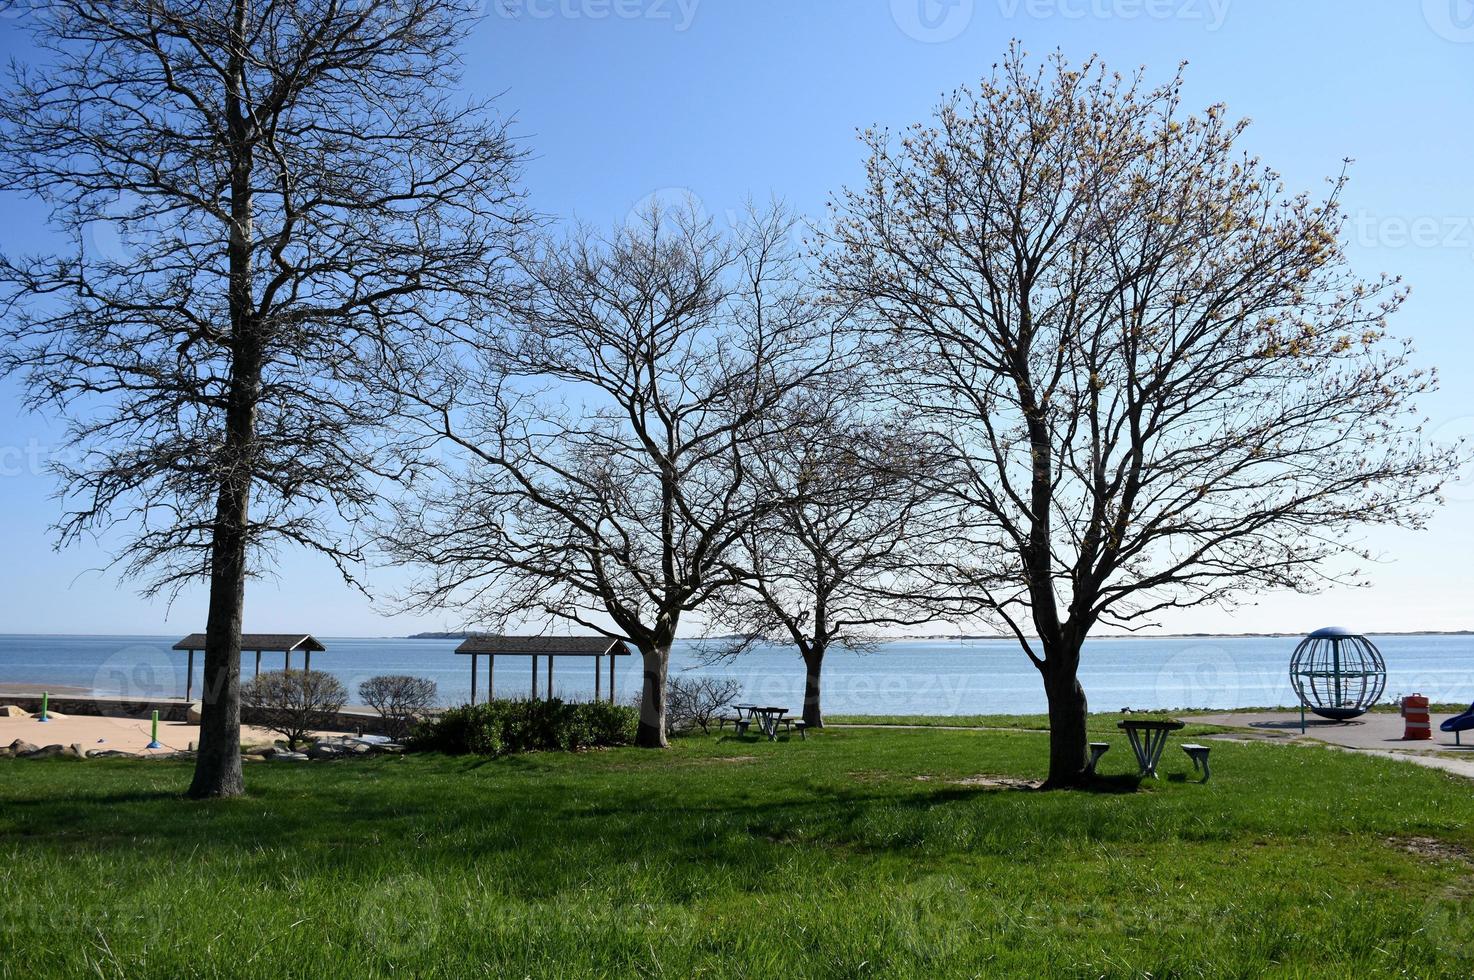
[0,0,1470,636]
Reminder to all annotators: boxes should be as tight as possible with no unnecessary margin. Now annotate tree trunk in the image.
[1042,659,1090,788]
[802,648,824,728]
[635,643,670,748]
[186,460,252,799]
[188,3,253,800]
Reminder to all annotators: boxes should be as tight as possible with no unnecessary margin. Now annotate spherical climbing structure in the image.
[1288,626,1387,721]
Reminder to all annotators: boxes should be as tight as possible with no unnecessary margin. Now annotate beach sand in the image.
[1,709,291,756]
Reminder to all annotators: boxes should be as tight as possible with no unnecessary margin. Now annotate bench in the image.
[774,717,806,740]
[1087,741,1110,774]
[717,715,750,736]
[1181,743,1211,783]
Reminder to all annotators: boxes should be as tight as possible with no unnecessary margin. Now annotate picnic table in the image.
[732,704,800,741]
[1117,719,1185,777]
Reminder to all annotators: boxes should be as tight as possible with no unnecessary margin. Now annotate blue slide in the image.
[1440,702,1474,745]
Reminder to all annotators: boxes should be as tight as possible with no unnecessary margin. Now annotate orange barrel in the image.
[1401,694,1431,740]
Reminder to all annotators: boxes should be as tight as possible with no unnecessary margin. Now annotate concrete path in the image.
[1192,710,1474,780]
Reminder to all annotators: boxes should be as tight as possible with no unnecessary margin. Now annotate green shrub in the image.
[408,698,638,757]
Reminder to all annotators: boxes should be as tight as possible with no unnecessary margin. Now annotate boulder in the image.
[21,744,67,759]
[86,749,138,759]
[65,744,85,758]
[306,740,355,760]
[0,705,30,718]
[36,710,68,721]
[186,701,203,723]
[9,740,40,756]
[268,750,309,762]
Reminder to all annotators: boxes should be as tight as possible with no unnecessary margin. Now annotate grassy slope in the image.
[2,725,1473,977]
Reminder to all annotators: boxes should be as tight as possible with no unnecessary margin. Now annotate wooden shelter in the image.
[454,635,631,704]
[172,633,327,701]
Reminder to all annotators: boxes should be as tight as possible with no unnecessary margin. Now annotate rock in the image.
[306,741,353,760]
[268,751,308,762]
[186,701,203,724]
[9,740,40,756]
[86,749,138,759]
[242,754,268,763]
[66,744,85,758]
[0,705,29,718]
[21,744,67,759]
[36,710,68,721]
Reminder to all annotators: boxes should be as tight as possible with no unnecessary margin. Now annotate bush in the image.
[408,698,638,757]
[358,675,438,741]
[241,670,348,748]
[666,675,741,735]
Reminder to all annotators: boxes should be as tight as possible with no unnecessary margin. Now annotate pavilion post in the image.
[285,650,291,672]
[531,655,538,699]
[595,654,601,702]
[488,654,495,700]
[470,653,478,706]
[548,655,554,700]
[305,650,312,673]
[186,650,195,701]
[609,650,615,703]
[254,650,261,678]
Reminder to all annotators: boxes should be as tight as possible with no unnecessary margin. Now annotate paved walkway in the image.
[1192,710,1474,780]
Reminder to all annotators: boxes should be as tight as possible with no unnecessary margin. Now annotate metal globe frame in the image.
[1289,626,1387,721]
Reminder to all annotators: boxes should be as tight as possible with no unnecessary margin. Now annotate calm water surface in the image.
[2,633,1472,714]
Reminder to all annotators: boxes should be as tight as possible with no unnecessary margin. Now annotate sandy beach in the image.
[1,708,290,756]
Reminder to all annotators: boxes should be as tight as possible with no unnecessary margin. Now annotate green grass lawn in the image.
[3,723,1473,977]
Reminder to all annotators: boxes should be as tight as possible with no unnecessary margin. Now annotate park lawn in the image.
[2,725,1472,977]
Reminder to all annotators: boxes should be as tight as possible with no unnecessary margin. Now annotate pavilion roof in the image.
[454,635,630,657]
[172,633,326,653]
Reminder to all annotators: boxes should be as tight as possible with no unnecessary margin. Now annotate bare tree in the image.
[359,675,438,741]
[714,406,957,728]
[665,674,742,735]
[822,48,1461,786]
[0,0,524,797]
[243,669,348,750]
[385,202,835,747]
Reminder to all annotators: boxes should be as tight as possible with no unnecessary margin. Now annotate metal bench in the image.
[1087,741,1110,774]
[1181,743,1211,783]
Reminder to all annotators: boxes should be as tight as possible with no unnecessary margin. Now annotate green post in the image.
[39,691,50,723]
[146,709,162,750]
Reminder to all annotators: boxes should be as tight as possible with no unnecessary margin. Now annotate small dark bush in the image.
[358,674,438,740]
[408,698,638,757]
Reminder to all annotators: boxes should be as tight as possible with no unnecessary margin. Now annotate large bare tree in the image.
[0,0,524,797]
[714,405,956,728]
[823,49,1460,786]
[386,203,835,746]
